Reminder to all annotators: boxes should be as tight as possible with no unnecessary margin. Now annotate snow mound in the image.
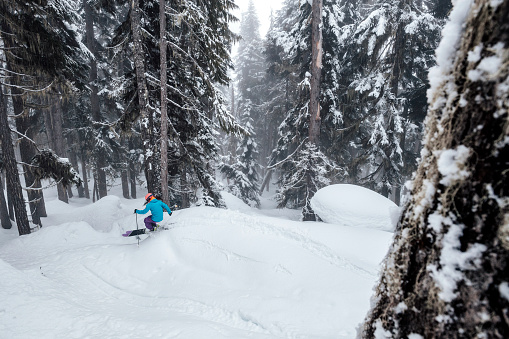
[310,184,399,232]
[45,195,130,232]
[221,191,252,213]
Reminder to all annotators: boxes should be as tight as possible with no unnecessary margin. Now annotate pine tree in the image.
[339,0,443,201]
[225,0,264,205]
[266,0,343,219]
[221,110,261,207]
[236,0,266,162]
[361,0,509,337]
[0,0,87,234]
[112,0,242,207]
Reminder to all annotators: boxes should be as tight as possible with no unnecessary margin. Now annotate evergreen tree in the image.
[266,0,350,218]
[225,0,264,205]
[221,110,260,207]
[112,0,242,207]
[0,0,87,234]
[236,0,266,164]
[338,0,443,201]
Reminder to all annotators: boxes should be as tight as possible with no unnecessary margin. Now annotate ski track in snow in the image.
[182,211,376,279]
[80,264,277,337]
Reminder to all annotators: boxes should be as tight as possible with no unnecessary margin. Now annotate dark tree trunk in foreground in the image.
[0,89,30,235]
[360,1,509,338]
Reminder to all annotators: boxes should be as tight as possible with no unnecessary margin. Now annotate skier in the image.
[134,193,172,232]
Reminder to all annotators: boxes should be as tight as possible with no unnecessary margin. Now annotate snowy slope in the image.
[0,186,393,338]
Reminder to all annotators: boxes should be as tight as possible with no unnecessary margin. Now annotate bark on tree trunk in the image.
[303,0,323,222]
[128,138,137,199]
[6,176,14,221]
[129,162,137,199]
[308,0,323,146]
[120,137,130,199]
[160,0,169,204]
[80,148,91,199]
[360,1,509,337]
[42,92,68,203]
[0,170,12,229]
[0,88,30,235]
[69,145,85,198]
[181,163,189,209]
[53,94,68,203]
[12,86,46,225]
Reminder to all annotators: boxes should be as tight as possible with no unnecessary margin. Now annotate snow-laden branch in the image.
[266,137,309,170]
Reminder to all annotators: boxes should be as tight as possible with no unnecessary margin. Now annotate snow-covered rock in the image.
[310,184,400,232]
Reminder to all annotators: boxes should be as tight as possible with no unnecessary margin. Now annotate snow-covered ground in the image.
[0,183,394,338]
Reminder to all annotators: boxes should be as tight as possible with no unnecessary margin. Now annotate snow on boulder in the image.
[310,184,399,232]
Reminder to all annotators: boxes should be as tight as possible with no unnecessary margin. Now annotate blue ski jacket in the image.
[136,199,172,222]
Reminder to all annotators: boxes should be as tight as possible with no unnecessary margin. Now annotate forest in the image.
[1,0,508,337]
[0,0,450,233]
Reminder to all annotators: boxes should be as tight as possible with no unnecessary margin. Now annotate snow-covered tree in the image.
[220,110,261,207]
[361,0,509,336]
[225,0,264,206]
[266,0,355,218]
[112,0,242,207]
[276,143,333,214]
[0,0,88,234]
[339,0,443,202]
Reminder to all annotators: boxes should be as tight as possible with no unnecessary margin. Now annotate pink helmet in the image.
[145,193,154,202]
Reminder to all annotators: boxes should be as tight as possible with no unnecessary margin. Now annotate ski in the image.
[122,225,172,237]
[122,228,148,237]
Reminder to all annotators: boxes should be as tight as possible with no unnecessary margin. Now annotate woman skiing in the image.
[135,193,172,231]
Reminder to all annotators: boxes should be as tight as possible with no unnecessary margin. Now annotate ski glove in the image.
[169,212,172,216]
[134,209,137,213]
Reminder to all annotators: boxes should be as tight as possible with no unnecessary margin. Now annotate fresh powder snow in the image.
[0,183,394,338]
[311,184,400,232]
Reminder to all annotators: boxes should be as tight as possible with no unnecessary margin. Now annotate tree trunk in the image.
[160,0,169,204]
[53,94,68,203]
[0,88,30,235]
[12,87,45,226]
[69,145,85,198]
[360,1,509,337]
[85,0,107,199]
[128,138,137,199]
[92,171,98,203]
[180,165,189,209]
[303,0,323,222]
[0,171,12,229]
[80,148,91,199]
[120,137,130,199]
[6,176,14,221]
[42,92,68,203]
[131,0,157,194]
[308,0,323,146]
